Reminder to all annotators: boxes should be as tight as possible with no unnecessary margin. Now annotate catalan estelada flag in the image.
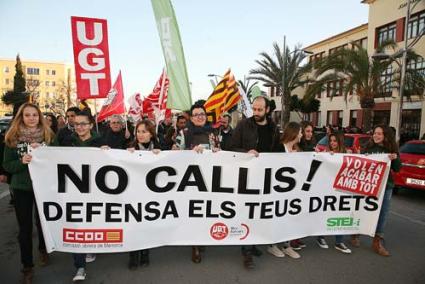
[204,69,241,124]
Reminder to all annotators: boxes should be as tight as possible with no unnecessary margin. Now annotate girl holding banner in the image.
[3,103,54,284]
[54,110,102,282]
[270,122,303,259]
[352,125,400,256]
[315,133,352,254]
[126,119,161,270]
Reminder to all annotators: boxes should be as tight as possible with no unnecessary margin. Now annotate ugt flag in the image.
[97,71,125,122]
[151,0,192,111]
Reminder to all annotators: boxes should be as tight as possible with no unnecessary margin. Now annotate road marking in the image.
[390,210,425,226]
[0,190,10,200]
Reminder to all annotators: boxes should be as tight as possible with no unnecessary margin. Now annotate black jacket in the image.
[229,117,280,153]
[55,125,74,146]
[102,128,131,149]
[218,127,233,151]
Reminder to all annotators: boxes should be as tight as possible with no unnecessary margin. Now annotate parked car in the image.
[393,140,425,191]
[315,133,370,153]
[0,116,12,134]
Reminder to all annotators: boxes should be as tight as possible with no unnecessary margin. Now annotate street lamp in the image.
[207,74,223,88]
[280,35,313,129]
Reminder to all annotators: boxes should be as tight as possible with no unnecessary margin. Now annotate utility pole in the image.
[397,0,411,143]
[281,36,286,130]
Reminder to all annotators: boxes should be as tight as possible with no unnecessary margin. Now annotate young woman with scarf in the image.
[3,103,54,284]
[173,104,220,263]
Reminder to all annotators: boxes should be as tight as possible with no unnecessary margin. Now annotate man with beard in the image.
[229,96,281,269]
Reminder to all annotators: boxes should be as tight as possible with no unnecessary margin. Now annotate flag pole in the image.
[156,67,167,132]
[94,98,99,133]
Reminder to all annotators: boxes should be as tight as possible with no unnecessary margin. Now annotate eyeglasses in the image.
[192,113,206,118]
[74,122,91,127]
[110,121,122,124]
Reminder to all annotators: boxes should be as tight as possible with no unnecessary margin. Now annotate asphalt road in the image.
[0,183,424,284]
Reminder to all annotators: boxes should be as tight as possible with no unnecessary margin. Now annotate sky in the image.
[0,0,369,103]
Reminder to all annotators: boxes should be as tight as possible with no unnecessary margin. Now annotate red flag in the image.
[128,93,143,122]
[143,69,170,119]
[97,71,125,122]
[71,16,111,99]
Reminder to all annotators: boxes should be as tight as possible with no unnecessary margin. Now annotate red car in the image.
[393,140,425,191]
[315,133,371,153]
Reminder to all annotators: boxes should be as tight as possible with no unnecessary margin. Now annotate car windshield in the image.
[359,137,370,149]
[400,143,425,155]
[344,137,354,147]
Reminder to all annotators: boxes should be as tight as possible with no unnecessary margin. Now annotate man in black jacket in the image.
[102,115,131,149]
[55,107,80,146]
[229,96,280,269]
[218,113,233,151]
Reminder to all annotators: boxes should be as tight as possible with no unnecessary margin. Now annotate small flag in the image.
[239,87,253,118]
[97,71,125,122]
[128,93,143,122]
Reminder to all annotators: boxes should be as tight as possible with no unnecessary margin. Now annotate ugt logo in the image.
[210,223,229,241]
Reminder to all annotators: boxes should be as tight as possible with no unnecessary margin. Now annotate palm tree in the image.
[305,42,424,131]
[250,43,312,128]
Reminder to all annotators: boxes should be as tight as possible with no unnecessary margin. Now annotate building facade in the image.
[0,58,76,116]
[269,0,425,140]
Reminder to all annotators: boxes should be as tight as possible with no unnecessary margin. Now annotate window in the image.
[52,81,56,87]
[337,110,343,126]
[379,65,393,97]
[309,52,325,64]
[27,79,39,87]
[4,66,9,73]
[408,10,425,39]
[317,111,321,127]
[27,67,40,75]
[349,110,358,127]
[377,23,396,45]
[327,111,334,125]
[352,37,367,50]
[52,70,56,75]
[5,78,9,85]
[326,80,342,97]
[45,81,50,87]
[407,57,425,76]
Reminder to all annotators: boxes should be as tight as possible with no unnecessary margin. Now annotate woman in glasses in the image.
[173,103,219,263]
[54,110,103,282]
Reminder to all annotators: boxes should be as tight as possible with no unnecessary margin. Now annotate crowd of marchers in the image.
[0,96,400,283]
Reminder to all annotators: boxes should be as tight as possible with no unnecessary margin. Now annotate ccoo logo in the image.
[210,223,229,240]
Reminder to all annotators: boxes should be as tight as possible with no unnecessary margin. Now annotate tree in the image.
[305,42,424,131]
[290,95,320,120]
[250,43,312,128]
[2,54,29,116]
[237,77,258,103]
[13,54,26,93]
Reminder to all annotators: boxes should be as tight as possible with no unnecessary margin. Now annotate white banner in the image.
[29,148,390,253]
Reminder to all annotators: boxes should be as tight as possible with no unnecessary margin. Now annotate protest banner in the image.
[29,148,390,253]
